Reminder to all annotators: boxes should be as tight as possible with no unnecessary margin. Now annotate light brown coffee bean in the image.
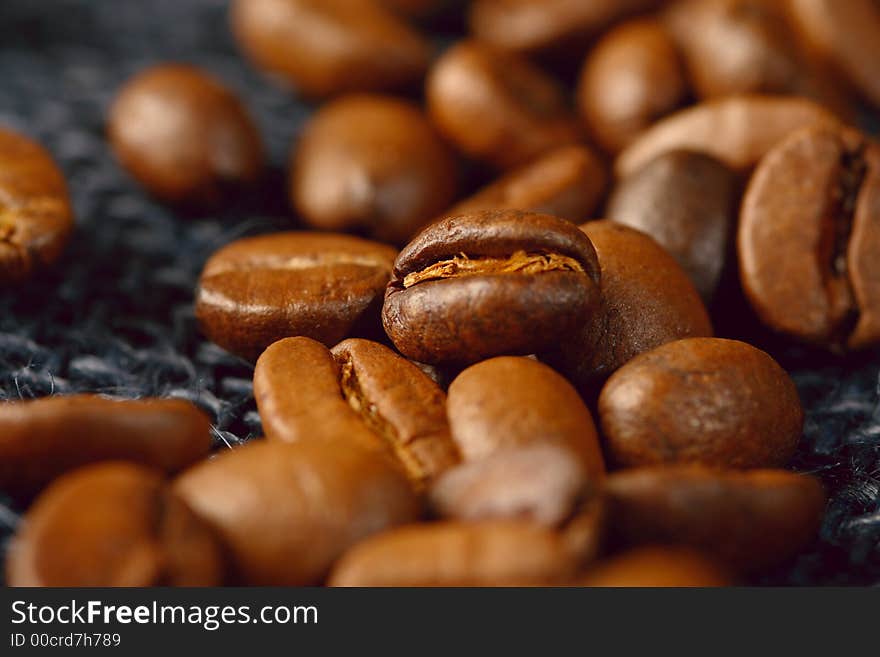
[0,395,212,502]
[108,64,264,207]
[230,0,430,98]
[7,463,225,587]
[175,440,420,585]
[195,232,397,360]
[599,337,804,469]
[0,128,73,284]
[577,546,733,587]
[291,95,457,244]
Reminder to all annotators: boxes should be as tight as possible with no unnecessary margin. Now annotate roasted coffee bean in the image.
[577,546,733,587]
[554,222,712,392]
[0,395,211,502]
[606,465,826,571]
[739,125,880,350]
[577,19,687,154]
[329,520,581,586]
[446,145,607,224]
[108,64,264,207]
[253,336,459,488]
[380,0,456,18]
[615,95,839,177]
[0,128,73,284]
[196,232,397,360]
[8,463,225,587]
[291,95,457,244]
[788,0,880,108]
[599,337,803,468]
[607,151,739,302]
[230,0,430,98]
[426,41,582,170]
[468,0,663,55]
[175,440,419,585]
[383,210,601,364]
[447,357,606,477]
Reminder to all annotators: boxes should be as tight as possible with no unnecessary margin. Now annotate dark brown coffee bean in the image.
[8,463,225,587]
[383,210,601,364]
[606,465,826,572]
[230,0,430,98]
[175,440,420,585]
[379,0,456,18]
[577,19,688,154]
[739,125,880,350]
[446,145,607,224]
[599,337,803,469]
[291,95,457,244]
[254,336,459,488]
[196,232,397,360]
[577,546,733,587]
[108,64,264,207]
[447,357,606,478]
[554,221,712,391]
[0,395,212,503]
[615,95,840,178]
[426,41,582,170]
[329,520,581,586]
[607,151,739,302]
[0,128,73,284]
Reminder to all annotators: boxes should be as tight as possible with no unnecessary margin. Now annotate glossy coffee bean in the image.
[599,337,803,469]
[555,222,712,391]
[196,232,397,360]
[0,395,211,502]
[8,463,225,587]
[383,210,601,364]
[739,125,880,350]
[254,336,459,488]
[447,357,606,477]
[577,546,733,587]
[230,0,430,98]
[291,95,457,244]
[426,41,581,170]
[108,64,264,207]
[175,440,420,585]
[607,151,739,302]
[577,19,687,154]
[0,128,73,283]
[446,145,607,224]
[615,95,839,178]
[329,520,580,586]
[606,465,826,571]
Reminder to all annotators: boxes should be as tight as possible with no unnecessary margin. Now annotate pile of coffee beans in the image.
[2,0,880,586]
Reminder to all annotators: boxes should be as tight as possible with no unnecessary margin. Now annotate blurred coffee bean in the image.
[577,546,733,587]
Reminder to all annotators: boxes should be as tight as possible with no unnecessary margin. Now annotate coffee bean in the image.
[615,94,840,177]
[426,41,581,169]
[577,546,733,587]
[607,151,739,302]
[606,465,826,571]
[175,440,419,585]
[553,221,712,391]
[380,0,456,18]
[446,145,607,224]
[196,232,397,360]
[383,210,601,364]
[598,337,803,468]
[739,125,880,350]
[0,128,73,284]
[291,95,457,244]
[8,463,225,586]
[447,357,606,477]
[577,18,687,154]
[108,64,264,207]
[254,336,459,488]
[230,0,430,98]
[0,395,211,502]
[329,520,581,586]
